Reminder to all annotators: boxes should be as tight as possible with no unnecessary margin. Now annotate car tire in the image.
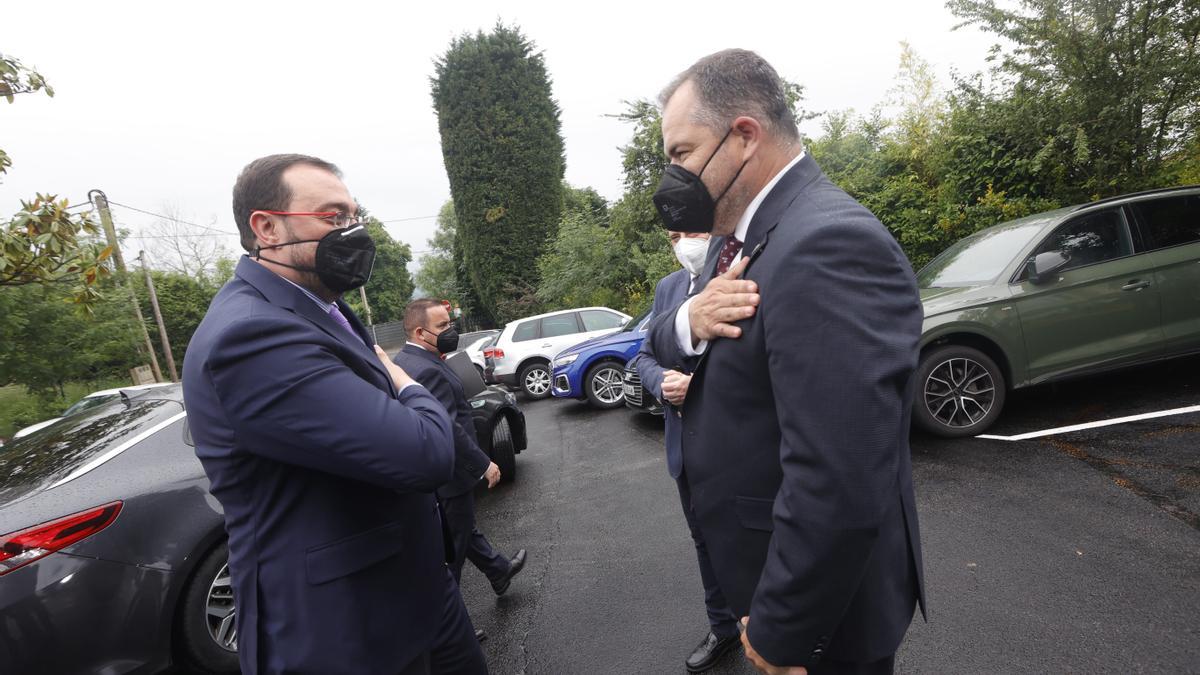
[178,542,239,673]
[584,362,626,409]
[474,364,486,381]
[491,416,517,483]
[518,362,552,400]
[913,344,1007,438]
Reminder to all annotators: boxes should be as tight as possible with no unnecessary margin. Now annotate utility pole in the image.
[89,189,163,383]
[358,286,378,344]
[138,250,179,382]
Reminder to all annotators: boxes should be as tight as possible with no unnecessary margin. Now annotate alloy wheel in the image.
[206,563,238,652]
[923,357,996,429]
[524,367,550,396]
[590,367,625,405]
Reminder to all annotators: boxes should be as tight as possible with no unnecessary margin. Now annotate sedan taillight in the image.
[0,501,123,575]
[484,347,504,359]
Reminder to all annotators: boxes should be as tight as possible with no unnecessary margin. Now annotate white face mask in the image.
[673,236,710,276]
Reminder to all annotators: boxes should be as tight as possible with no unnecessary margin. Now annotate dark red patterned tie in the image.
[714,236,744,277]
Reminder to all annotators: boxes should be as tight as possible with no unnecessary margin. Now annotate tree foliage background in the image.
[342,216,414,325]
[432,22,565,325]
[807,1,1200,270]
[2,54,112,306]
[525,0,1200,319]
[5,0,1200,434]
[413,201,461,304]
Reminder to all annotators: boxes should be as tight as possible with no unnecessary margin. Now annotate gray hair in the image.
[659,49,800,144]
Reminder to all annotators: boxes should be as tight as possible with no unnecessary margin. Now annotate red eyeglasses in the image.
[253,210,362,228]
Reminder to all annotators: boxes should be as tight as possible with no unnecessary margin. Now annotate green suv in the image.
[915,186,1200,437]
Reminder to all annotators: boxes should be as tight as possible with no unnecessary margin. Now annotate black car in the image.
[466,385,528,482]
[0,384,526,673]
[623,368,664,416]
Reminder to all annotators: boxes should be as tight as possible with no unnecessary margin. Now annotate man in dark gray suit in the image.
[393,299,527,598]
[629,231,742,673]
[645,50,926,675]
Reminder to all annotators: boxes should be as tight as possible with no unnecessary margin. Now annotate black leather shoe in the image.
[475,629,487,642]
[685,631,740,673]
[490,549,527,595]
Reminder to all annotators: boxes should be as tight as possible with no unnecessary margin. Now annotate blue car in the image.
[551,310,651,408]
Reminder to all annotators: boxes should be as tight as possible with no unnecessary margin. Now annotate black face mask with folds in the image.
[423,326,460,355]
[652,127,748,233]
[255,224,376,294]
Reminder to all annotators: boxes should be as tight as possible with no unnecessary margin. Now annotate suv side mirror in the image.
[1027,251,1071,284]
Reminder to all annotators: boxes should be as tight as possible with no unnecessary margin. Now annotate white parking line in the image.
[976,404,1200,442]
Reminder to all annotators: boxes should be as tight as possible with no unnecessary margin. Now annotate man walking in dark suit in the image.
[629,231,742,673]
[645,51,926,675]
[394,298,527,599]
[183,154,487,674]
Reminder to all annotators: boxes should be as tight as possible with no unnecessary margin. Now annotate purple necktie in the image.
[328,304,361,342]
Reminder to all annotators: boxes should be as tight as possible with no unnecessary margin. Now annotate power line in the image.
[106,199,437,230]
[106,200,239,236]
[120,226,435,254]
[128,231,236,240]
[381,213,439,222]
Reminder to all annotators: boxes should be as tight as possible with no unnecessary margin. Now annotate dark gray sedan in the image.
[0,386,235,673]
[0,383,527,673]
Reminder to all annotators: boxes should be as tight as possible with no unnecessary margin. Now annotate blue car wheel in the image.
[584,362,626,409]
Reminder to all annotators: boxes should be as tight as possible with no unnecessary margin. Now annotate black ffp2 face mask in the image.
[422,325,460,355]
[255,224,376,294]
[652,127,748,233]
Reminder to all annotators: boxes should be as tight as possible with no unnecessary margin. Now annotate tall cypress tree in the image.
[431,23,565,325]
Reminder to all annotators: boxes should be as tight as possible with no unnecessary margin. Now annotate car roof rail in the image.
[1072,184,1200,212]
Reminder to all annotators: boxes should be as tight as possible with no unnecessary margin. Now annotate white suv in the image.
[484,307,631,399]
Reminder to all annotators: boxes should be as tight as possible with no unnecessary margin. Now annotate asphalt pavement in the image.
[461,356,1200,674]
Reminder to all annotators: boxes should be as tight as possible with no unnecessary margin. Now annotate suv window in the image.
[1032,209,1132,273]
[512,320,539,342]
[540,313,581,338]
[1131,194,1200,251]
[580,310,624,332]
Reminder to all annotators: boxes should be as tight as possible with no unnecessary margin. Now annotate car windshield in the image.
[0,395,183,504]
[461,334,494,352]
[622,309,651,333]
[917,215,1059,287]
[62,393,119,417]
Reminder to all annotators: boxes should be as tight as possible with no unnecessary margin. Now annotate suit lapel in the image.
[402,343,443,367]
[687,156,826,379]
[740,154,824,270]
[334,300,397,385]
[343,302,376,348]
[235,257,394,390]
[405,344,466,402]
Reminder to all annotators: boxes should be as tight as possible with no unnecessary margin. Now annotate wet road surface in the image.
[461,356,1200,674]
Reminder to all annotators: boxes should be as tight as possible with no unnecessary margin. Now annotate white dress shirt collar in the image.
[406,341,435,354]
[731,151,806,243]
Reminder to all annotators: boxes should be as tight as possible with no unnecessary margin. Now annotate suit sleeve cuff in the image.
[397,382,424,395]
[675,297,707,356]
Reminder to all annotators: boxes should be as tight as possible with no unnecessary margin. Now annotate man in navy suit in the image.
[628,231,742,673]
[393,298,527,597]
[645,51,925,674]
[183,154,487,674]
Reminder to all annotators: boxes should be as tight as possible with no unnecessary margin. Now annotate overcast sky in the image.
[1,0,997,269]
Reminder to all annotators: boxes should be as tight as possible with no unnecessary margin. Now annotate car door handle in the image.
[541,343,553,348]
[1121,280,1151,291]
